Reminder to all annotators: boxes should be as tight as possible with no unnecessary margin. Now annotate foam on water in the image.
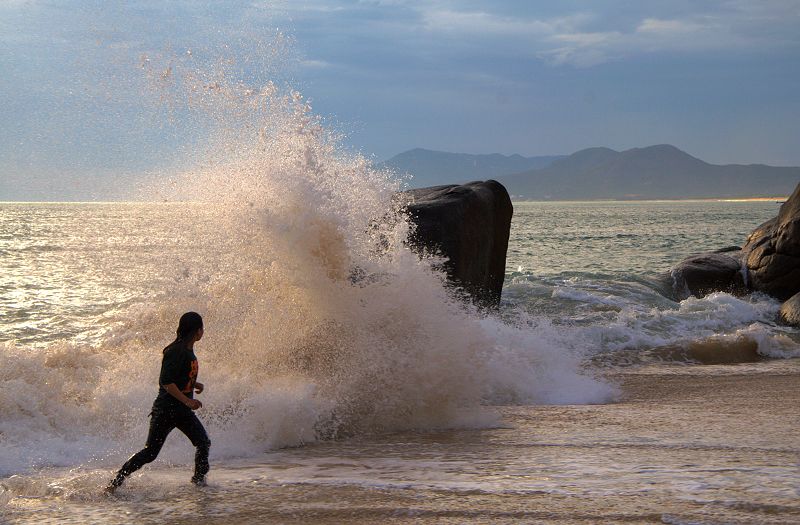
[506,275,800,366]
[0,53,613,479]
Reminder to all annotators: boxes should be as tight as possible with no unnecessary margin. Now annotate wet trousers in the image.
[112,407,210,486]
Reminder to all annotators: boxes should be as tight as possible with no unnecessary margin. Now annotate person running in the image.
[106,311,210,492]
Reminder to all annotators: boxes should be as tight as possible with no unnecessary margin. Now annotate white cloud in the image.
[539,45,620,68]
[636,18,706,34]
[420,9,554,36]
[416,7,601,39]
[406,2,800,67]
[538,30,623,66]
[240,1,800,68]
[299,59,334,69]
[551,31,620,46]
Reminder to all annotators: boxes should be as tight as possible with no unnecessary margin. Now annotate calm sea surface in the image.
[507,200,776,276]
[1,200,798,524]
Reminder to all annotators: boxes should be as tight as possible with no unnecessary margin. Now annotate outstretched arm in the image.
[163,383,202,410]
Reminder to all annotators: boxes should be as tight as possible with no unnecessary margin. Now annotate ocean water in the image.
[2,198,799,524]
[2,56,799,523]
[503,200,800,366]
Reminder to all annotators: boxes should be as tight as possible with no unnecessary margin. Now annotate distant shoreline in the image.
[509,196,789,203]
[0,196,790,205]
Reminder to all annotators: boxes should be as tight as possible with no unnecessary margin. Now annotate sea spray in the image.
[0,49,612,477]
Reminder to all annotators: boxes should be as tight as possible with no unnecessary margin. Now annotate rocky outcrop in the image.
[667,249,746,299]
[402,180,513,306]
[779,292,800,326]
[666,182,800,323]
[742,183,800,300]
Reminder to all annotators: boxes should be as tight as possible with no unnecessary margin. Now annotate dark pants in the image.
[112,407,210,486]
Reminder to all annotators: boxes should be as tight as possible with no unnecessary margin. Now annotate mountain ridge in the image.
[382,145,799,199]
[379,148,566,189]
[498,145,799,200]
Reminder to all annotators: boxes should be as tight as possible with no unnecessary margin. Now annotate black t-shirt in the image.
[153,340,198,411]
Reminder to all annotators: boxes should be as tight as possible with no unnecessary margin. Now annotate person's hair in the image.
[176,311,203,340]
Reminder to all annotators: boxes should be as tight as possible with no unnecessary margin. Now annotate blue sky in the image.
[1,1,799,198]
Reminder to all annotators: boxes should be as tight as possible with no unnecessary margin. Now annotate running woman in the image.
[107,311,210,492]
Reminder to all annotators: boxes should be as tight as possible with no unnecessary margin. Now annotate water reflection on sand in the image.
[4,361,798,524]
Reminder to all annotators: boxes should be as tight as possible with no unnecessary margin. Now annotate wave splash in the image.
[0,51,612,477]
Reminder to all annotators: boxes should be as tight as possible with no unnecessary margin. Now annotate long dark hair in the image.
[166,311,203,351]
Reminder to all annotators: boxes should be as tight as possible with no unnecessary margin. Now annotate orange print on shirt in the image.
[183,359,199,393]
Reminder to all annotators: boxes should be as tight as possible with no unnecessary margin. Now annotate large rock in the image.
[779,292,800,326]
[403,180,513,306]
[667,249,747,299]
[742,182,800,300]
[665,182,800,301]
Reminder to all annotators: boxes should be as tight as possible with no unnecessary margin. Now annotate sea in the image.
[1,196,798,524]
[1,69,799,524]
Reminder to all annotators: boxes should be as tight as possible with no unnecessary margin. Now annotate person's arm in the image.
[163,383,202,410]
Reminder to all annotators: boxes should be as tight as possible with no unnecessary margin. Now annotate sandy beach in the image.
[3,360,796,524]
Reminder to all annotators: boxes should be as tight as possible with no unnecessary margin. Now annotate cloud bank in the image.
[1,0,799,198]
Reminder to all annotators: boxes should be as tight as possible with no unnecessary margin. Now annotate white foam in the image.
[567,289,785,353]
[729,323,800,359]
[551,286,627,308]
[505,275,799,367]
[0,55,612,478]
[479,317,618,405]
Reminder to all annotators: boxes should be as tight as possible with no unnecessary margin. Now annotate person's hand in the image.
[194,382,204,394]
[186,399,203,410]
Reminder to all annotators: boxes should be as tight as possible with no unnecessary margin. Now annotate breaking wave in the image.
[0,49,612,478]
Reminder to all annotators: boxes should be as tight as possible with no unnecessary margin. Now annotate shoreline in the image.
[0,196,791,205]
[510,196,789,204]
[3,360,798,524]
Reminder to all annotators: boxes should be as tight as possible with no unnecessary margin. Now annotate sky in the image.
[1,0,800,199]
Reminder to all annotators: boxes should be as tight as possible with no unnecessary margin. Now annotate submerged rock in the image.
[742,182,800,300]
[402,180,513,306]
[667,251,746,299]
[779,292,800,326]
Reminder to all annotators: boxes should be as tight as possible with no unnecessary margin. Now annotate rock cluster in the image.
[779,293,800,325]
[667,182,800,325]
[402,180,513,306]
[742,183,800,300]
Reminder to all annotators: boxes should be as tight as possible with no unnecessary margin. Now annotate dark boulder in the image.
[402,180,513,306]
[779,292,800,326]
[742,182,800,300]
[665,182,800,300]
[714,246,744,254]
[667,251,746,299]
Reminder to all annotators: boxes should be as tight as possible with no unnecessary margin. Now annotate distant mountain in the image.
[380,148,565,188]
[497,145,800,200]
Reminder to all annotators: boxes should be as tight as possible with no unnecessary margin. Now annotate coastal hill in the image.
[379,148,565,189]
[498,145,800,200]
[383,145,800,199]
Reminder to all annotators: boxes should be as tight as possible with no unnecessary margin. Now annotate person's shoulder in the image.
[162,340,188,356]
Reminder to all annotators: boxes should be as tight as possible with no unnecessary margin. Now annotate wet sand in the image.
[3,361,799,524]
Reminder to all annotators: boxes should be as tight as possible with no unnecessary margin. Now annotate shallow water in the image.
[4,362,798,524]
